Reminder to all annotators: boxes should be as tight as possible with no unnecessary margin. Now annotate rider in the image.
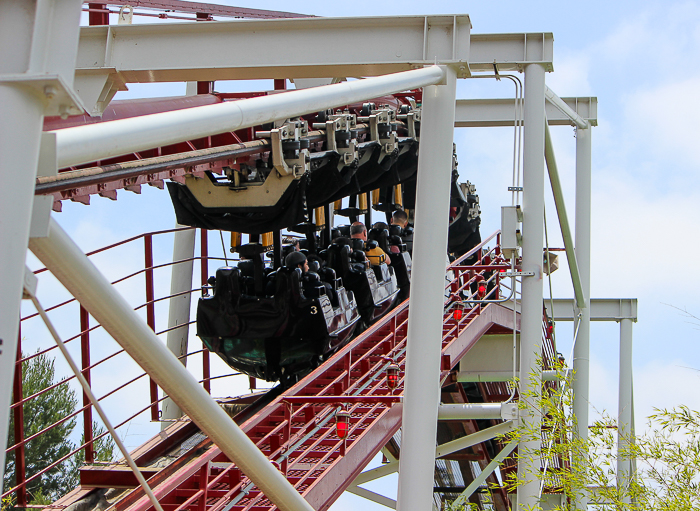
[350,222,391,266]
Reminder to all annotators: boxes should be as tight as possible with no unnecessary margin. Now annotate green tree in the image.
[3,351,78,502]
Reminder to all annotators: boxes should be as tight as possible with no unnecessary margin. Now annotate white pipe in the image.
[456,370,568,382]
[28,218,315,511]
[161,226,196,428]
[516,63,546,510]
[53,66,446,168]
[437,403,518,420]
[396,66,456,511]
[545,86,589,130]
[544,121,585,309]
[617,318,634,505]
[573,125,592,510]
[435,421,515,459]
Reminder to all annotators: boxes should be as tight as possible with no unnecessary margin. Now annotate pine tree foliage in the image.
[3,351,78,502]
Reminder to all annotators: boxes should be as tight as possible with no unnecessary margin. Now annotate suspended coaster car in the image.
[322,235,400,325]
[197,244,360,385]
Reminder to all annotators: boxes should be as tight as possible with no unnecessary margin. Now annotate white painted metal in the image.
[0,0,82,483]
[347,486,396,509]
[544,86,590,129]
[573,126,592,510]
[435,421,516,459]
[516,62,547,510]
[454,439,518,506]
[396,66,457,511]
[437,402,519,420]
[617,318,634,505]
[73,16,553,81]
[161,226,196,428]
[544,121,585,308]
[454,97,598,128]
[456,370,567,382]
[54,66,445,168]
[545,298,637,322]
[353,461,399,485]
[28,218,315,511]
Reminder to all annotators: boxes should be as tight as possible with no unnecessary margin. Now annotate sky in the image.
[16,0,700,509]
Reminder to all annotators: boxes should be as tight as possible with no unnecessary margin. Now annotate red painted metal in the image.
[13,331,27,507]
[144,234,160,421]
[101,235,517,511]
[80,306,95,463]
[200,230,211,394]
[88,2,109,25]
[7,219,560,510]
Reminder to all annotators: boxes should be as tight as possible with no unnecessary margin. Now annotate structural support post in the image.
[516,62,546,510]
[29,218,315,511]
[617,318,634,504]
[573,125,592,510]
[396,65,454,511]
[0,0,82,480]
[161,226,196,429]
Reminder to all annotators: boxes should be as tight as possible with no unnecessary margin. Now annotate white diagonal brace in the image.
[347,486,397,509]
[545,86,590,129]
[453,439,518,506]
[544,120,585,309]
[353,461,399,485]
[435,421,515,459]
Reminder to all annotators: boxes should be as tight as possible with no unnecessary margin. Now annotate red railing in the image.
[4,227,237,506]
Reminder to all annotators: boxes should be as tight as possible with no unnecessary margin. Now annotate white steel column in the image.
[0,84,44,482]
[396,66,455,511]
[573,125,592,509]
[29,218,315,511]
[161,226,196,428]
[617,318,634,504]
[516,62,546,510]
[0,0,82,479]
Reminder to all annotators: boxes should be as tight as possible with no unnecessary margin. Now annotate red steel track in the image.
[76,246,517,511]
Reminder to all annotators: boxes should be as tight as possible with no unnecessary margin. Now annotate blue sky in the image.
[20,1,700,508]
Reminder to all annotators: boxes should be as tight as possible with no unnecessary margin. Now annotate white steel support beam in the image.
[54,65,445,168]
[544,121,585,309]
[73,15,553,83]
[161,225,196,428]
[517,62,546,510]
[456,370,568,382]
[0,0,82,482]
[455,97,598,127]
[28,218,315,511]
[396,66,457,511]
[435,421,516,459]
[545,298,637,322]
[617,318,634,505]
[573,124,592,510]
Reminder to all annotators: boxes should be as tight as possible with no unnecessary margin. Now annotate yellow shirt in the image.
[365,246,388,266]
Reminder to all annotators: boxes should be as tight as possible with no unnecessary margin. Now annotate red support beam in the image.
[80,306,95,463]
[88,3,109,25]
[200,229,211,394]
[13,330,27,507]
[144,234,159,421]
